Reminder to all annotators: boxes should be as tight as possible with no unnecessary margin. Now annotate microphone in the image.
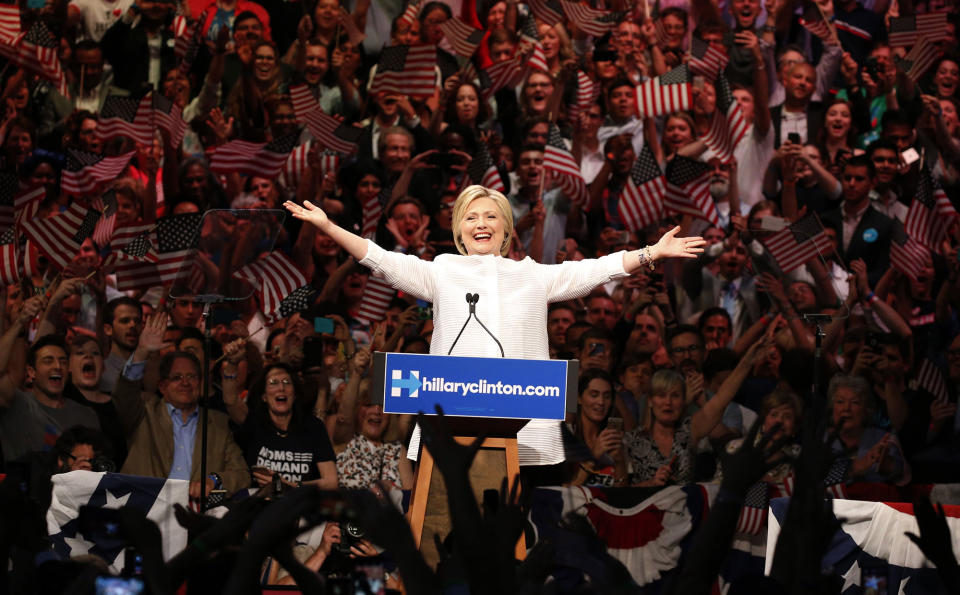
[446,293,505,357]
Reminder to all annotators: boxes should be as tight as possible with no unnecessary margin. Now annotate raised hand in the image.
[284,200,329,231]
[136,312,172,359]
[905,497,960,586]
[651,225,705,260]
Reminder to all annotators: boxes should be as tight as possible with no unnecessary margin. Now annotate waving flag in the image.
[91,190,118,248]
[273,285,318,322]
[439,17,485,57]
[736,482,769,535]
[0,2,20,41]
[688,37,728,81]
[559,1,625,37]
[518,16,549,73]
[479,56,525,99]
[21,203,99,270]
[664,156,717,224]
[175,8,208,75]
[799,2,835,42]
[888,12,948,47]
[48,471,189,574]
[7,20,68,96]
[569,70,600,122]
[895,37,939,84]
[210,134,300,178]
[761,213,832,273]
[398,0,421,27]
[619,145,665,231]
[702,74,749,161]
[97,94,153,145]
[151,92,187,146]
[767,498,960,594]
[355,275,396,325]
[913,358,950,404]
[113,213,200,291]
[905,167,957,252]
[233,252,309,321]
[369,45,437,98]
[544,123,588,206]
[527,0,564,26]
[288,85,360,154]
[462,141,504,194]
[61,149,136,195]
[0,227,18,285]
[360,192,383,240]
[636,65,691,118]
[103,224,157,274]
[890,224,931,281]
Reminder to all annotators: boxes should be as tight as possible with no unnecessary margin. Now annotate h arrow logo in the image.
[390,370,420,398]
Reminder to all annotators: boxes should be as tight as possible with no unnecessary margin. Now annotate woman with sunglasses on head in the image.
[221,345,338,490]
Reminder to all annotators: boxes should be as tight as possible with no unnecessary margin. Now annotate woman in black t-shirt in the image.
[225,362,338,489]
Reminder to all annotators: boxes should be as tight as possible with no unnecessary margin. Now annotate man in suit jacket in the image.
[770,62,825,149]
[100,0,179,94]
[820,155,896,287]
[113,314,248,497]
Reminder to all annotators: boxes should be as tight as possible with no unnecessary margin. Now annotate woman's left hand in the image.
[652,226,705,260]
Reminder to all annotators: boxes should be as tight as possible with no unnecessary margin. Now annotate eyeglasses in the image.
[267,378,293,386]
[670,345,704,355]
[168,373,199,383]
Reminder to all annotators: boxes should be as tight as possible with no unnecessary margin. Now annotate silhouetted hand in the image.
[720,421,791,497]
[905,497,960,591]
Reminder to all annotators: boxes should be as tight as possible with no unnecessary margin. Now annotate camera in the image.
[337,521,366,554]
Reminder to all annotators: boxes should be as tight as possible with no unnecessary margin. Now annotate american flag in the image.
[636,65,691,118]
[664,156,717,224]
[0,172,18,231]
[91,190,118,248]
[8,20,68,96]
[233,252,310,321]
[618,145,665,231]
[14,183,45,225]
[888,12,948,48]
[355,275,396,325]
[518,15,549,73]
[151,92,187,146]
[527,0,564,26]
[21,203,100,270]
[61,150,135,196]
[544,123,588,206]
[0,2,19,41]
[799,2,835,42]
[890,224,931,281]
[568,70,600,122]
[0,227,18,285]
[97,94,154,146]
[369,45,437,98]
[280,141,339,191]
[439,17,485,57]
[895,37,940,84]
[461,141,505,194]
[559,1,625,37]
[398,0,421,27]
[736,482,769,535]
[913,359,950,404]
[702,74,749,162]
[360,192,383,240]
[288,85,360,154]
[478,56,524,99]
[688,37,728,81]
[761,213,832,273]
[905,167,957,252]
[824,457,849,499]
[113,213,201,291]
[102,225,157,272]
[175,9,208,76]
[275,285,318,323]
[209,134,300,179]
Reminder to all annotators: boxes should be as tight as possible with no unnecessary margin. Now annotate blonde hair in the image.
[451,185,514,256]
[644,368,686,432]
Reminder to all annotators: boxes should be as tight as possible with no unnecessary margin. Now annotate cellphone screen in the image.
[95,577,145,595]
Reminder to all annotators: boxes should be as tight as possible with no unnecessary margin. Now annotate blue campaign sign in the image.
[380,352,570,420]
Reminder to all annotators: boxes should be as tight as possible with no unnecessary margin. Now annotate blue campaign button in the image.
[862,228,878,243]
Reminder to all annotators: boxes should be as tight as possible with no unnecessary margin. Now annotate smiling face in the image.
[253,44,278,82]
[517,149,544,189]
[459,197,506,256]
[30,345,68,398]
[359,403,386,441]
[263,367,296,416]
[731,0,760,28]
[785,63,816,103]
[539,24,559,59]
[825,102,852,141]
[69,339,104,390]
[159,357,201,411]
[455,84,480,123]
[579,377,614,425]
[934,59,959,98]
[314,0,339,31]
[664,116,694,153]
[390,202,423,243]
[650,383,685,426]
[304,44,329,84]
[831,386,866,432]
[524,73,554,114]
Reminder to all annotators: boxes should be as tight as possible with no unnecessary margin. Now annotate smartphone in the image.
[901,147,920,165]
[862,566,887,595]
[787,132,801,145]
[865,331,882,351]
[314,317,335,334]
[593,48,617,62]
[95,577,145,595]
[250,465,271,475]
[607,417,624,431]
[354,562,387,595]
[302,335,324,366]
[416,306,433,320]
[759,216,788,231]
[589,342,606,356]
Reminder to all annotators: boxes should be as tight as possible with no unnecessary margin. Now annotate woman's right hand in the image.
[650,463,672,486]
[591,427,623,460]
[284,200,329,231]
[252,468,274,486]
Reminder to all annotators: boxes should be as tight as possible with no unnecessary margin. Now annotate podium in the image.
[371,352,579,564]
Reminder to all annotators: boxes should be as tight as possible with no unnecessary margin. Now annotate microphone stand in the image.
[447,293,505,357]
[801,312,832,417]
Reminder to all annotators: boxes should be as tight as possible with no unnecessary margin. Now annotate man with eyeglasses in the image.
[112,313,248,499]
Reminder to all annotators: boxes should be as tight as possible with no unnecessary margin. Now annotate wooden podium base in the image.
[407,436,526,566]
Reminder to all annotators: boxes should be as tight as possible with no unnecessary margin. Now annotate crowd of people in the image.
[2,0,960,591]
